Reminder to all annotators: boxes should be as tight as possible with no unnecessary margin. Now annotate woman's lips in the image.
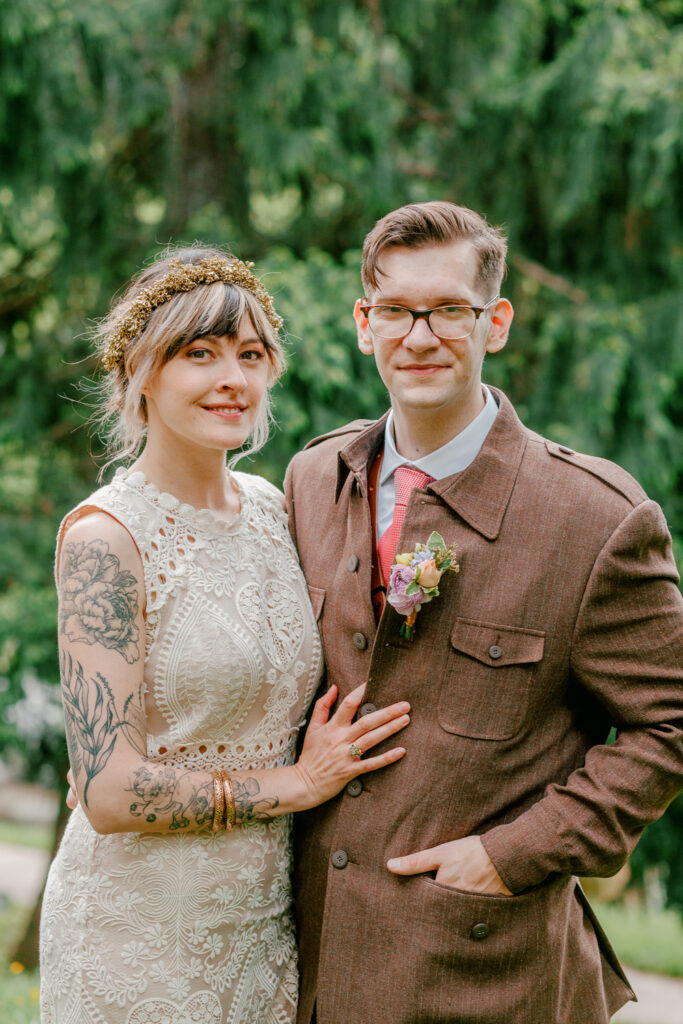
[202,405,245,419]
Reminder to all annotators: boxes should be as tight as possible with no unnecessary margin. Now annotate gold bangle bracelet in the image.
[212,771,225,833]
[222,773,236,832]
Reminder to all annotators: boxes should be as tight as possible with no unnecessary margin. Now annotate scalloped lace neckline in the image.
[113,466,247,533]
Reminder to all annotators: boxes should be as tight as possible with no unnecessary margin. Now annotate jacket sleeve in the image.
[283,458,299,552]
[481,499,683,893]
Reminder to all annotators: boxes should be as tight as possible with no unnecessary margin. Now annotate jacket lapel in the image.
[429,390,529,540]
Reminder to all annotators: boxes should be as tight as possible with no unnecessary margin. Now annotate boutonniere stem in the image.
[387,532,459,640]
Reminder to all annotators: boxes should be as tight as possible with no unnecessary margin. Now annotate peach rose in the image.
[417,558,442,589]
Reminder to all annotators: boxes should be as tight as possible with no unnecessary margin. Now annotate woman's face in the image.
[142,316,269,455]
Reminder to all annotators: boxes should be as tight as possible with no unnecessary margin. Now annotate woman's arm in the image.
[59,513,409,835]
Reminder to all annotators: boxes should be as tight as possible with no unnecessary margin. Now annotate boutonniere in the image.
[387,532,459,641]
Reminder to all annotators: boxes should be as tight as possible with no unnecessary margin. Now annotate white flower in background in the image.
[5,672,64,742]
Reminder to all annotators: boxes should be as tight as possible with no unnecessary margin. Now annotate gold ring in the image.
[349,743,363,760]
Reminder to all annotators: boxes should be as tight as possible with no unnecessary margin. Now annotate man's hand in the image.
[386,835,513,895]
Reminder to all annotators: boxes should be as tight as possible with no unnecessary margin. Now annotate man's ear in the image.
[485,298,514,355]
[354,299,374,355]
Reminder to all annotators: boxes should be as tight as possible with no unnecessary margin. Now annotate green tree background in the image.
[1,0,681,934]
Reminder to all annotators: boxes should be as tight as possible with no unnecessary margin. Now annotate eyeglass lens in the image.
[367,306,477,339]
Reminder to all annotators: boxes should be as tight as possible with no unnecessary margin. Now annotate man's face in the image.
[355,241,511,430]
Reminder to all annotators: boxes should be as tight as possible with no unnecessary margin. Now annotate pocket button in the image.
[488,645,502,660]
[353,632,368,650]
[471,922,490,940]
[331,850,349,869]
[347,555,360,572]
[346,779,363,797]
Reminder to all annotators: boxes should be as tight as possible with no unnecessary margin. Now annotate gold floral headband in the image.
[102,255,283,371]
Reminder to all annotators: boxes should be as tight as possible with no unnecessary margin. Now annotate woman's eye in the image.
[186,348,211,360]
[240,349,264,361]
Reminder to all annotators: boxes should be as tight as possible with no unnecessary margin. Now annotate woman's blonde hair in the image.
[93,246,285,476]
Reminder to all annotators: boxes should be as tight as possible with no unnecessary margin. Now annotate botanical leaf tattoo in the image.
[59,539,140,662]
[60,650,146,806]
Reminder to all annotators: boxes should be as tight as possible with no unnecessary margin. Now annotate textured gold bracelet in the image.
[222,773,236,832]
[212,771,225,833]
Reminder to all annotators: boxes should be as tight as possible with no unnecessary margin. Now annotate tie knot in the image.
[393,465,433,506]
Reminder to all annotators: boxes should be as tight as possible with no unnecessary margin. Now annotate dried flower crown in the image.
[102,255,284,371]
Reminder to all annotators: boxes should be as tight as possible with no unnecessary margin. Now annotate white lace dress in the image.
[40,468,323,1024]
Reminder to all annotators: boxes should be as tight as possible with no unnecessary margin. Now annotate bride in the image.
[39,248,410,1024]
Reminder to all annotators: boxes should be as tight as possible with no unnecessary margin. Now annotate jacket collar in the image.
[336,412,389,501]
[337,389,528,540]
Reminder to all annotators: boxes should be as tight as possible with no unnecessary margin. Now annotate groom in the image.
[285,201,683,1024]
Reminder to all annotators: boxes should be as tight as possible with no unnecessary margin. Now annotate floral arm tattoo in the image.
[125,772,280,830]
[232,778,280,822]
[60,651,146,806]
[126,765,214,831]
[59,538,140,663]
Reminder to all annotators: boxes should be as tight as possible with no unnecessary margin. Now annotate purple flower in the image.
[387,564,423,616]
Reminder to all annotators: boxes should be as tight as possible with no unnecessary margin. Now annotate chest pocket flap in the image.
[442,618,546,740]
[451,618,545,666]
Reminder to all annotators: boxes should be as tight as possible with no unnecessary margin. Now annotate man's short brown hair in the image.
[361,200,507,299]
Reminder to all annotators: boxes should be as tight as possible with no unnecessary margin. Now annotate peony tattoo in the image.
[59,539,140,662]
[387,532,459,640]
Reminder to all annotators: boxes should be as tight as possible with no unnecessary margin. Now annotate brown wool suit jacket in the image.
[284,389,683,1024]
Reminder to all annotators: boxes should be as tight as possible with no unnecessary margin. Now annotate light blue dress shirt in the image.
[377,385,499,539]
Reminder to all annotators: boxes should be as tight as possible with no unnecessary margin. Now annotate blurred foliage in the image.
[0,0,682,908]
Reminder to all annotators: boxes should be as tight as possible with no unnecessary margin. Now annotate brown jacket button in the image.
[359,702,377,716]
[471,922,489,940]
[353,632,368,650]
[488,645,502,660]
[347,555,360,572]
[346,778,363,797]
[331,850,349,869]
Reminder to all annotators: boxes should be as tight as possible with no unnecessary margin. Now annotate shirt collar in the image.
[380,385,499,486]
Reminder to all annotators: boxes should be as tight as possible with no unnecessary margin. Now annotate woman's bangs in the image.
[199,284,246,339]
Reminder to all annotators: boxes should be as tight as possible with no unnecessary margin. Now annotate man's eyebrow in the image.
[374,296,477,306]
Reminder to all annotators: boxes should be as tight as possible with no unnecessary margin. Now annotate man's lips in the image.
[398,364,449,375]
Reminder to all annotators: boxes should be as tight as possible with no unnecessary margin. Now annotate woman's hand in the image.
[293,684,409,808]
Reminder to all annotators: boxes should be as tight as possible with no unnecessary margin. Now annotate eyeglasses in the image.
[359,296,499,341]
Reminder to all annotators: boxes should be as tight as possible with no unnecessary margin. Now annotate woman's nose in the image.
[216,358,247,391]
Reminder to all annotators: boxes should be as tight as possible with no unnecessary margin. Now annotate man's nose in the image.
[403,316,438,351]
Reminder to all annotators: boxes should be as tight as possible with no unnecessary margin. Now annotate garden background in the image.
[1,0,682,1018]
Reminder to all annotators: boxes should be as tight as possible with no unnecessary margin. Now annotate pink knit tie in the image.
[378,465,433,585]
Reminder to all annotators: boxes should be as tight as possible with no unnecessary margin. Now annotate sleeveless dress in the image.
[39,467,323,1024]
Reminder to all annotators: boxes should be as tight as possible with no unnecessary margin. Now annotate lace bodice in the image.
[59,466,322,772]
[41,468,323,1024]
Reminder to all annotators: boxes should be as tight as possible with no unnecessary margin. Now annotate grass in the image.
[594,900,683,979]
[0,967,40,1024]
[0,903,39,1024]
[0,820,53,852]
